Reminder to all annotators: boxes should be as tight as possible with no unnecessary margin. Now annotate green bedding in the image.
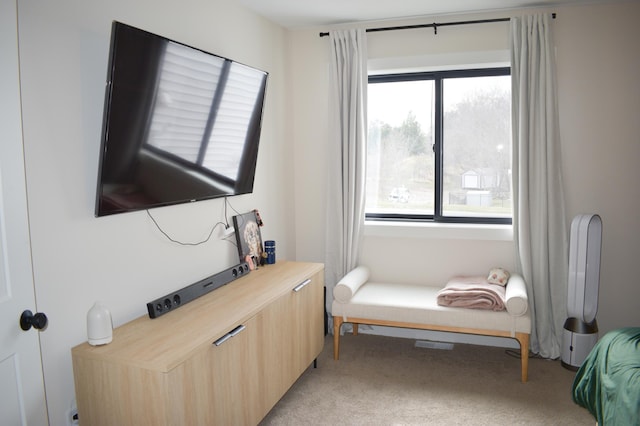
[572,327,640,425]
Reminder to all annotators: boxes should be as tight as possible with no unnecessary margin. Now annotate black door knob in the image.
[20,310,48,331]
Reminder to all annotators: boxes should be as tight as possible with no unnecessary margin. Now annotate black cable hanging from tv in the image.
[318,13,556,37]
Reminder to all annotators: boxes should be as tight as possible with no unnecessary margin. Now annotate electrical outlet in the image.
[223,225,235,238]
[68,408,79,426]
[68,399,79,426]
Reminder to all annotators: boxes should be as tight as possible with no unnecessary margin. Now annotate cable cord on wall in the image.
[145,197,245,246]
[146,209,226,246]
[224,196,243,220]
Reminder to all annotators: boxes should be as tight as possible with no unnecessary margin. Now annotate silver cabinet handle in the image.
[213,333,232,346]
[229,324,246,337]
[213,324,246,346]
[293,278,311,292]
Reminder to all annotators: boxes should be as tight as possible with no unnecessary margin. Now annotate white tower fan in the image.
[561,214,602,370]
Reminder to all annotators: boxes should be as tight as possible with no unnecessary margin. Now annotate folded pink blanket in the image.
[436,276,506,311]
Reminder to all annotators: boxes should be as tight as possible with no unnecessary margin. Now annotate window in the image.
[366,68,512,224]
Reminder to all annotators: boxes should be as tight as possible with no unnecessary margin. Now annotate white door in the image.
[0,0,50,424]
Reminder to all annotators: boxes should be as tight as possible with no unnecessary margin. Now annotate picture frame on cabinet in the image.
[233,211,264,268]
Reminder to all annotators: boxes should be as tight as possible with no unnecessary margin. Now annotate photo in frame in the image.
[233,211,264,269]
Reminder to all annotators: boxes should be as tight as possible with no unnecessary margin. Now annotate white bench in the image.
[331,266,532,382]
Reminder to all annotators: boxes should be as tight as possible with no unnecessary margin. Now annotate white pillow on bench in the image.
[334,266,370,303]
[503,274,529,316]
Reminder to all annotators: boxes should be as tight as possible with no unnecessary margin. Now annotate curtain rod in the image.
[318,12,556,37]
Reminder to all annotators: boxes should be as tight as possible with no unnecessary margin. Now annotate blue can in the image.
[264,240,276,264]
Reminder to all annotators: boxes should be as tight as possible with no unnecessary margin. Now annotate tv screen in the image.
[95,21,268,216]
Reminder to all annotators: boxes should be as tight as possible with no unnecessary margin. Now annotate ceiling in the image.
[237,0,607,28]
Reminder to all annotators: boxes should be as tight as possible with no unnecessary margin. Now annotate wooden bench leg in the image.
[333,316,343,360]
[516,332,530,383]
[353,323,358,336]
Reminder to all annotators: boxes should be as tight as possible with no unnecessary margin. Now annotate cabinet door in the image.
[255,287,295,409]
[168,315,263,426]
[254,270,325,414]
[290,270,324,373]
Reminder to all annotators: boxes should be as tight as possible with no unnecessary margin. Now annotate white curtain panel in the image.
[510,14,569,359]
[324,29,368,330]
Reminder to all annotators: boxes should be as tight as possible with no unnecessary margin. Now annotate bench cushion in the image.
[332,279,531,335]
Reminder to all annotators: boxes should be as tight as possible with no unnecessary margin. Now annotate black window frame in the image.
[366,67,512,225]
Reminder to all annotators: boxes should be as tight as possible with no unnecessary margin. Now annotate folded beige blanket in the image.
[436,276,506,311]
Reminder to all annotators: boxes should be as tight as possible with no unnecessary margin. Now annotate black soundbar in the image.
[147,262,250,319]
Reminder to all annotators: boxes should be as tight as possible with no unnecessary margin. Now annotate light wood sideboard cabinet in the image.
[71,261,324,426]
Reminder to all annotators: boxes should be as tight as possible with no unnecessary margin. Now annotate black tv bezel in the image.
[94,21,268,217]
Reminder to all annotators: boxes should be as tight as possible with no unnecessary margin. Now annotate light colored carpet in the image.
[261,333,595,425]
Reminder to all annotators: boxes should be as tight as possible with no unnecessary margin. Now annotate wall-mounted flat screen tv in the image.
[95,21,268,216]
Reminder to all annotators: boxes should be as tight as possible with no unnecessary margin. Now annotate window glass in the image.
[442,75,512,219]
[367,80,435,215]
[367,69,512,224]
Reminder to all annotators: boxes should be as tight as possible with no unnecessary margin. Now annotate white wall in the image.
[17,1,640,423]
[291,2,640,341]
[553,2,640,333]
[17,0,290,424]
